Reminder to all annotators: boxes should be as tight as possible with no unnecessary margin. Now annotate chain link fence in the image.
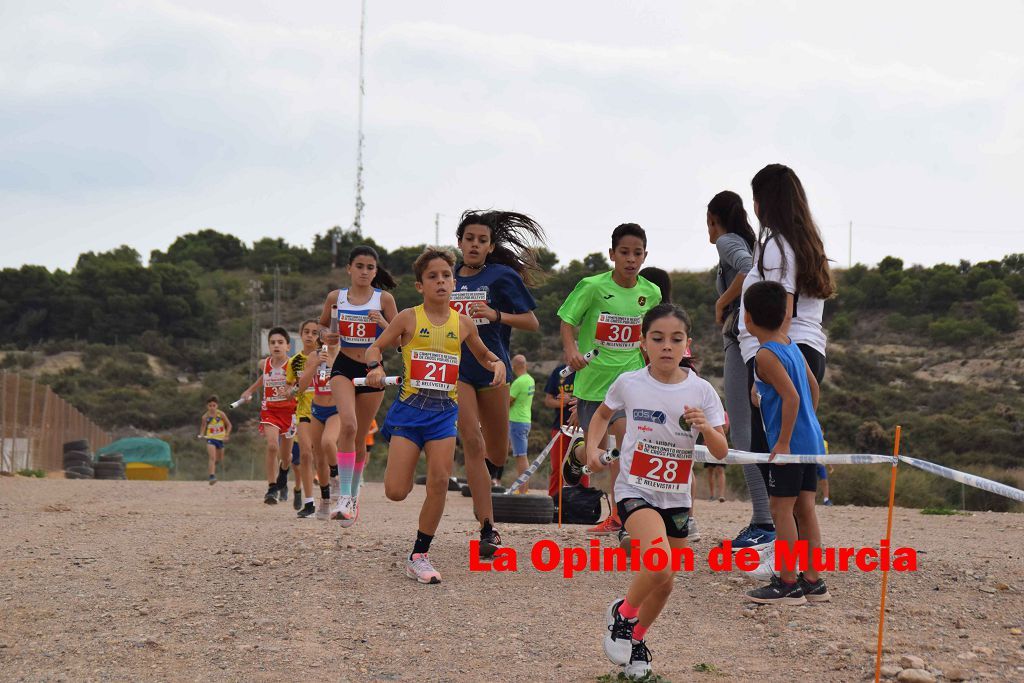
[0,371,112,473]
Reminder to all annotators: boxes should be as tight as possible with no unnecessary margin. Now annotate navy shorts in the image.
[206,439,224,449]
[381,399,458,450]
[311,402,338,424]
[291,442,301,465]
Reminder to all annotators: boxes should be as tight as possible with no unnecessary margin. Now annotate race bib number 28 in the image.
[627,441,694,492]
[594,313,642,349]
[409,350,459,392]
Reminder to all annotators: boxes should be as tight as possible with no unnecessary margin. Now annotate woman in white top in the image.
[738,164,835,462]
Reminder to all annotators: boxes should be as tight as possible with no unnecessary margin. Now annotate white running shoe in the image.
[604,599,635,666]
[686,517,701,543]
[339,498,358,528]
[330,495,354,521]
[742,543,777,583]
[405,553,441,584]
[316,498,330,521]
[329,476,340,500]
[623,640,653,679]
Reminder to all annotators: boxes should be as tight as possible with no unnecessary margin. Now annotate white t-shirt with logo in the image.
[603,367,726,510]
[738,234,827,363]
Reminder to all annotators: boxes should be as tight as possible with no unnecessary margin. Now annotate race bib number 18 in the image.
[450,290,489,325]
[409,350,459,392]
[627,441,694,492]
[338,312,377,346]
[594,313,642,349]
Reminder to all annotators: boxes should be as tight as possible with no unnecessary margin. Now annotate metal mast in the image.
[351,0,367,236]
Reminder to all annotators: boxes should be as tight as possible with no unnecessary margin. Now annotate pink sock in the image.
[618,598,639,620]
[632,624,648,642]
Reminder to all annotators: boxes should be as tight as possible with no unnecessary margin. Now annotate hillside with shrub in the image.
[2,229,1021,511]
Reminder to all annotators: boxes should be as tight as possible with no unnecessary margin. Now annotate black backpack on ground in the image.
[557,486,607,525]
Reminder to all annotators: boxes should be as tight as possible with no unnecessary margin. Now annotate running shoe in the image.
[277,485,288,503]
[330,495,354,521]
[725,524,775,549]
[587,516,622,535]
[823,498,833,506]
[208,474,217,485]
[297,501,315,518]
[264,486,278,505]
[718,496,725,503]
[405,553,441,584]
[617,527,631,551]
[798,573,831,603]
[292,488,302,511]
[603,599,636,665]
[339,498,358,529]
[686,517,701,543]
[479,526,502,559]
[746,575,807,605]
[623,639,653,679]
[562,434,586,487]
[316,499,330,521]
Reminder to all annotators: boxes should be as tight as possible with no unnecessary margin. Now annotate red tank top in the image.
[262,357,296,411]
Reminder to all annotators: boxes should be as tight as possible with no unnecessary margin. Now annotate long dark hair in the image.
[456,210,547,285]
[750,164,835,299]
[638,267,672,304]
[348,245,396,290]
[641,303,696,370]
[707,191,755,250]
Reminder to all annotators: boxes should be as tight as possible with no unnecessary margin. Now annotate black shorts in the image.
[702,462,726,469]
[759,462,818,498]
[298,416,311,424]
[329,352,383,394]
[616,498,691,539]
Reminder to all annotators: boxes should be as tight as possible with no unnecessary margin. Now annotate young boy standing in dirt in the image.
[240,327,297,505]
[743,281,830,605]
[363,248,505,584]
[558,223,662,535]
[198,396,232,484]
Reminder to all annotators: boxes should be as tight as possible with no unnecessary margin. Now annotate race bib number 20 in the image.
[450,290,489,325]
[594,313,642,349]
[627,441,694,492]
[409,350,459,392]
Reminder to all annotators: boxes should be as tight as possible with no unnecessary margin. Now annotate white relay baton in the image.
[230,395,252,409]
[561,348,600,377]
[353,376,403,387]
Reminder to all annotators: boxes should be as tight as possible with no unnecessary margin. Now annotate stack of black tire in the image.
[63,440,94,479]
[62,441,127,480]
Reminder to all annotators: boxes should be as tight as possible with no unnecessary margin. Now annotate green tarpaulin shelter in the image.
[97,437,173,469]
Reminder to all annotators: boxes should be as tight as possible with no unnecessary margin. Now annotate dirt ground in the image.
[1,478,1022,683]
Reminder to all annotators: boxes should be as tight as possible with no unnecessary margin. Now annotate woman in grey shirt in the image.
[707,191,776,547]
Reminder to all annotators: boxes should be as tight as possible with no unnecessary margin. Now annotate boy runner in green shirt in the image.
[558,223,662,534]
[508,354,536,492]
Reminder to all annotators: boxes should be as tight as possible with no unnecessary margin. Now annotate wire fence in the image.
[0,371,112,473]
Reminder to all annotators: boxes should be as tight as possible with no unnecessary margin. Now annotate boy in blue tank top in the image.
[742,281,830,606]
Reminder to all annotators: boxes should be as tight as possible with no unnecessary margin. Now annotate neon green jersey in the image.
[509,373,535,423]
[556,271,662,401]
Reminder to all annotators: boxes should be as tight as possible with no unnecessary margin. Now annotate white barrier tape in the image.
[901,455,1024,503]
[505,431,564,495]
[692,446,896,466]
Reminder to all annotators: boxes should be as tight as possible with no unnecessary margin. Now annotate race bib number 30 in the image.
[594,313,642,349]
[627,441,694,492]
[338,312,377,345]
[450,291,489,325]
[409,350,459,392]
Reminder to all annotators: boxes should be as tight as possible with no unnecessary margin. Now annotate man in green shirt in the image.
[508,354,536,492]
[557,223,661,534]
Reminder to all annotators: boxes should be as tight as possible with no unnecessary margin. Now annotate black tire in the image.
[97,453,123,463]
[460,484,473,497]
[446,477,462,492]
[65,465,94,479]
[95,470,124,480]
[94,461,124,472]
[63,440,89,453]
[415,475,427,485]
[63,452,92,468]
[491,493,554,524]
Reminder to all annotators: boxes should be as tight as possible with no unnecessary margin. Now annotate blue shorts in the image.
[311,402,338,424]
[510,421,530,456]
[459,357,512,389]
[206,439,224,449]
[381,399,458,450]
[291,441,301,465]
[816,464,828,480]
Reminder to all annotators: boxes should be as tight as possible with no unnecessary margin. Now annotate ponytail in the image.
[348,245,396,290]
[707,191,756,250]
[456,210,548,286]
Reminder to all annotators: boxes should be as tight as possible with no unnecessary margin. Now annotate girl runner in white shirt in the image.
[585,303,728,680]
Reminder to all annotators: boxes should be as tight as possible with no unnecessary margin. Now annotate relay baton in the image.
[560,348,600,377]
[353,376,403,387]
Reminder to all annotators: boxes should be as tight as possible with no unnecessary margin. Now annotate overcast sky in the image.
[2,1,1022,273]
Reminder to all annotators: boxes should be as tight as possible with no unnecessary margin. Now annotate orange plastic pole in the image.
[873,425,902,683]
[558,393,564,529]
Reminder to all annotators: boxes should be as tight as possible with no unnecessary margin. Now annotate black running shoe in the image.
[562,435,585,486]
[292,488,302,511]
[264,487,278,505]
[278,485,288,503]
[798,573,831,603]
[297,501,315,518]
[747,575,807,605]
[479,526,502,559]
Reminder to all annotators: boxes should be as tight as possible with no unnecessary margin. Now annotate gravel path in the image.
[1,478,1022,682]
